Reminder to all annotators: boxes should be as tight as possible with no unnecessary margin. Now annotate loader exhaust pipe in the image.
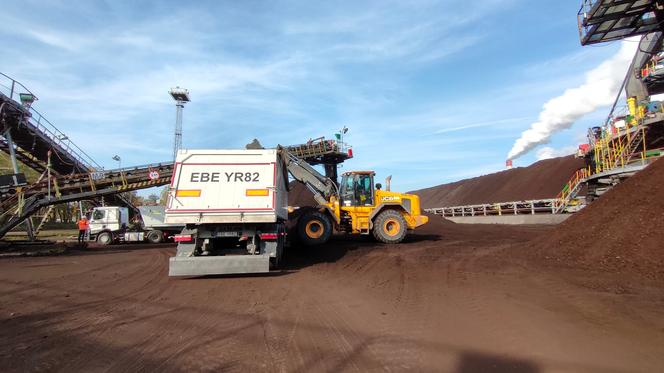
[385,175,392,192]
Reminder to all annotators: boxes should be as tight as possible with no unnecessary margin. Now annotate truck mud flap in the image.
[169,255,270,276]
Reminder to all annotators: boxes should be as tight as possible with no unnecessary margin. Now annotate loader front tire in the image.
[372,210,407,244]
[297,211,332,246]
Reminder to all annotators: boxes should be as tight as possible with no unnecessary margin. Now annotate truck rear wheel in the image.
[372,210,407,244]
[97,232,113,245]
[297,211,332,246]
[147,230,163,244]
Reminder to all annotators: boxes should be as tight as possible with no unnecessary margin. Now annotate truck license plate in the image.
[217,231,239,237]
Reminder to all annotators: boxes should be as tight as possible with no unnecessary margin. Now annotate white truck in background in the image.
[89,205,184,245]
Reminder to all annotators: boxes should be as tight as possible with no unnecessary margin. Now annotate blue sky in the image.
[0,0,623,193]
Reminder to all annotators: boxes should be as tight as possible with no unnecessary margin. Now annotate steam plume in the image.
[507,40,638,160]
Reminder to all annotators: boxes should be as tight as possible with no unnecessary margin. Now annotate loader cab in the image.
[339,171,375,207]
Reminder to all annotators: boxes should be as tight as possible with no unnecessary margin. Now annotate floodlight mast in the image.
[169,87,190,162]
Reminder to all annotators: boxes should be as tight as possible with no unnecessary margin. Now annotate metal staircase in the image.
[553,168,590,213]
[622,126,649,164]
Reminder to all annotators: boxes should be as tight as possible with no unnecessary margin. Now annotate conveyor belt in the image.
[425,199,566,217]
[0,162,173,238]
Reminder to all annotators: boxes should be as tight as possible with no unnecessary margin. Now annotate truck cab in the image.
[88,205,183,245]
[88,206,129,244]
[89,206,129,235]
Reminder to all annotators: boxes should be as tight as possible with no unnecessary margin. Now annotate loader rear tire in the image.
[372,210,407,244]
[147,230,163,244]
[297,211,332,246]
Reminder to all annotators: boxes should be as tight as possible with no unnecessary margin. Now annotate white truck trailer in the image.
[165,149,289,276]
[89,205,183,245]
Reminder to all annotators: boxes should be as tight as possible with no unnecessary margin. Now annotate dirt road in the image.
[1,221,663,372]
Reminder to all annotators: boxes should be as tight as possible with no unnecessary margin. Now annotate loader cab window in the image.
[340,175,354,206]
[340,173,374,207]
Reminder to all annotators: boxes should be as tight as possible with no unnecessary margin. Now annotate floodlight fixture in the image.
[112,155,121,169]
[19,93,37,109]
[169,87,190,162]
[169,87,190,103]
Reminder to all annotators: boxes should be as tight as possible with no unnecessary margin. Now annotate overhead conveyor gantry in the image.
[0,138,354,240]
[0,72,101,175]
[578,0,664,45]
[0,162,174,239]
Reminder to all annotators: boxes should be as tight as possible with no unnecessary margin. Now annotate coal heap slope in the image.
[413,155,585,208]
[524,158,664,280]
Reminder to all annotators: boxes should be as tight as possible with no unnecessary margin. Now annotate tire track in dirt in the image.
[0,246,176,372]
[2,227,664,372]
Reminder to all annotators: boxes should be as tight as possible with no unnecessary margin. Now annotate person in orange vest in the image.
[77,216,89,243]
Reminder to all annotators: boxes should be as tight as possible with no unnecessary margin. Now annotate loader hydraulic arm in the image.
[278,146,337,205]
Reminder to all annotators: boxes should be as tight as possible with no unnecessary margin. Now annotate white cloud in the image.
[24,29,86,51]
[535,146,577,161]
[434,117,531,134]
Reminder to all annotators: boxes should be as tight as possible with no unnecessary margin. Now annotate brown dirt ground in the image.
[1,157,663,372]
[1,219,663,372]
[513,157,664,283]
[413,156,586,208]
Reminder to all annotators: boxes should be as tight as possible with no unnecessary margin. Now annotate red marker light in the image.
[174,234,193,242]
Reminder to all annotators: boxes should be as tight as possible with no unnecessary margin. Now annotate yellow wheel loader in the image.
[282,148,428,245]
